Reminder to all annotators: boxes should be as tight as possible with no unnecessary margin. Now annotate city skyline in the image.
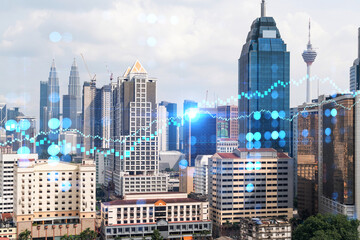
[0,0,359,118]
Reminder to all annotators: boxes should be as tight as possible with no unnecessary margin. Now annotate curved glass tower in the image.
[238,0,290,152]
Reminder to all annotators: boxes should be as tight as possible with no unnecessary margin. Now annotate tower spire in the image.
[308,19,311,45]
[261,0,266,17]
[358,27,360,59]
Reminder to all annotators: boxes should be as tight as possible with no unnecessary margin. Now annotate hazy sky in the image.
[0,0,359,118]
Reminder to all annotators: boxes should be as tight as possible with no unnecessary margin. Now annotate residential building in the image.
[0,152,38,213]
[111,60,168,196]
[238,0,290,153]
[217,138,238,153]
[95,149,111,185]
[350,28,360,93]
[240,218,291,240]
[14,159,96,239]
[100,192,211,240]
[209,148,293,226]
[157,104,168,152]
[179,167,195,194]
[194,155,211,195]
[0,213,16,240]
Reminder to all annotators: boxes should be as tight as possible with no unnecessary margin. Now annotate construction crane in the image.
[80,53,96,83]
[105,64,113,81]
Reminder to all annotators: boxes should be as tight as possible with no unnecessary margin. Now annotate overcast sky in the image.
[0,0,359,118]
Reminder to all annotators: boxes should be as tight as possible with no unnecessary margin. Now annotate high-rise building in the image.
[238,0,290,152]
[302,20,318,103]
[296,101,319,218]
[0,104,6,128]
[14,159,96,239]
[39,81,48,132]
[47,59,60,121]
[13,116,36,154]
[157,104,169,152]
[209,148,293,226]
[0,151,38,213]
[159,101,178,151]
[82,80,101,157]
[101,85,111,149]
[350,28,360,93]
[318,94,358,218]
[182,100,198,153]
[68,59,82,120]
[217,105,238,139]
[111,60,168,196]
[194,155,211,195]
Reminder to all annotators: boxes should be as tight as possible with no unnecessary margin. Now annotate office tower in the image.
[95,149,111,185]
[302,20,318,102]
[101,85,111,149]
[296,102,319,218]
[159,101,178,151]
[0,104,6,128]
[100,192,212,240]
[0,151,38,213]
[194,155,211,195]
[14,159,96,239]
[68,59,82,122]
[209,148,293,226]
[217,105,238,139]
[318,94,358,218]
[350,28,360,93]
[112,60,168,196]
[13,116,36,153]
[39,81,48,132]
[82,80,101,157]
[157,104,168,151]
[6,107,23,121]
[238,0,290,152]
[62,94,77,126]
[47,59,60,121]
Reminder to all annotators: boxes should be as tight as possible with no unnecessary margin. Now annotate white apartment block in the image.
[210,148,293,226]
[216,138,238,153]
[101,192,211,240]
[14,159,96,239]
[0,152,38,214]
[157,104,169,152]
[240,218,292,240]
[194,155,211,195]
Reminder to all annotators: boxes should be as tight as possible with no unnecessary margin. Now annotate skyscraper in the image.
[350,28,360,93]
[159,101,178,151]
[63,59,82,130]
[100,84,111,149]
[112,60,168,196]
[39,81,48,132]
[47,59,60,121]
[238,0,290,152]
[302,20,318,102]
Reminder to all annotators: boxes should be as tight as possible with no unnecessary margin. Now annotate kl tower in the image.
[302,20,317,103]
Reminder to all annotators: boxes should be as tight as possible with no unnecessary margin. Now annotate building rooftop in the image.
[103,198,201,206]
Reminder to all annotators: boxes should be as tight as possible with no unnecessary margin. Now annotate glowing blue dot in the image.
[279,139,286,147]
[48,156,60,166]
[5,120,17,131]
[48,118,60,129]
[48,92,60,103]
[271,131,279,140]
[264,131,271,140]
[17,146,30,155]
[302,129,309,138]
[190,136,197,145]
[179,159,188,169]
[246,183,254,192]
[325,128,331,136]
[61,154,71,162]
[271,119,279,128]
[302,110,309,118]
[147,37,157,47]
[48,144,60,156]
[18,119,31,131]
[324,109,331,117]
[271,90,279,99]
[246,141,254,150]
[49,32,62,42]
[61,181,71,192]
[246,162,254,171]
[279,110,286,118]
[246,133,254,142]
[187,108,198,120]
[331,118,337,125]
[253,132,261,141]
[279,130,286,139]
[271,111,279,119]
[331,109,337,117]
[62,118,72,129]
[254,112,261,120]
[137,199,146,205]
[62,32,73,42]
[332,192,338,200]
[254,141,261,149]
[255,161,261,170]
[325,136,331,144]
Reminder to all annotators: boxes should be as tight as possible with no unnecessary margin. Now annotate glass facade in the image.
[238,17,290,153]
[322,95,354,205]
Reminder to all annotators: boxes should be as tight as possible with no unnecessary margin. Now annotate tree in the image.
[151,229,163,240]
[19,229,31,240]
[79,228,97,240]
[293,213,360,240]
[61,234,74,240]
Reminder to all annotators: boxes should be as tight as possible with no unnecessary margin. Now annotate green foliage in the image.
[151,229,163,240]
[292,213,360,240]
[19,229,31,240]
[79,227,97,240]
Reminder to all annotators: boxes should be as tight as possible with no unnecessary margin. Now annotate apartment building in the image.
[240,218,291,240]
